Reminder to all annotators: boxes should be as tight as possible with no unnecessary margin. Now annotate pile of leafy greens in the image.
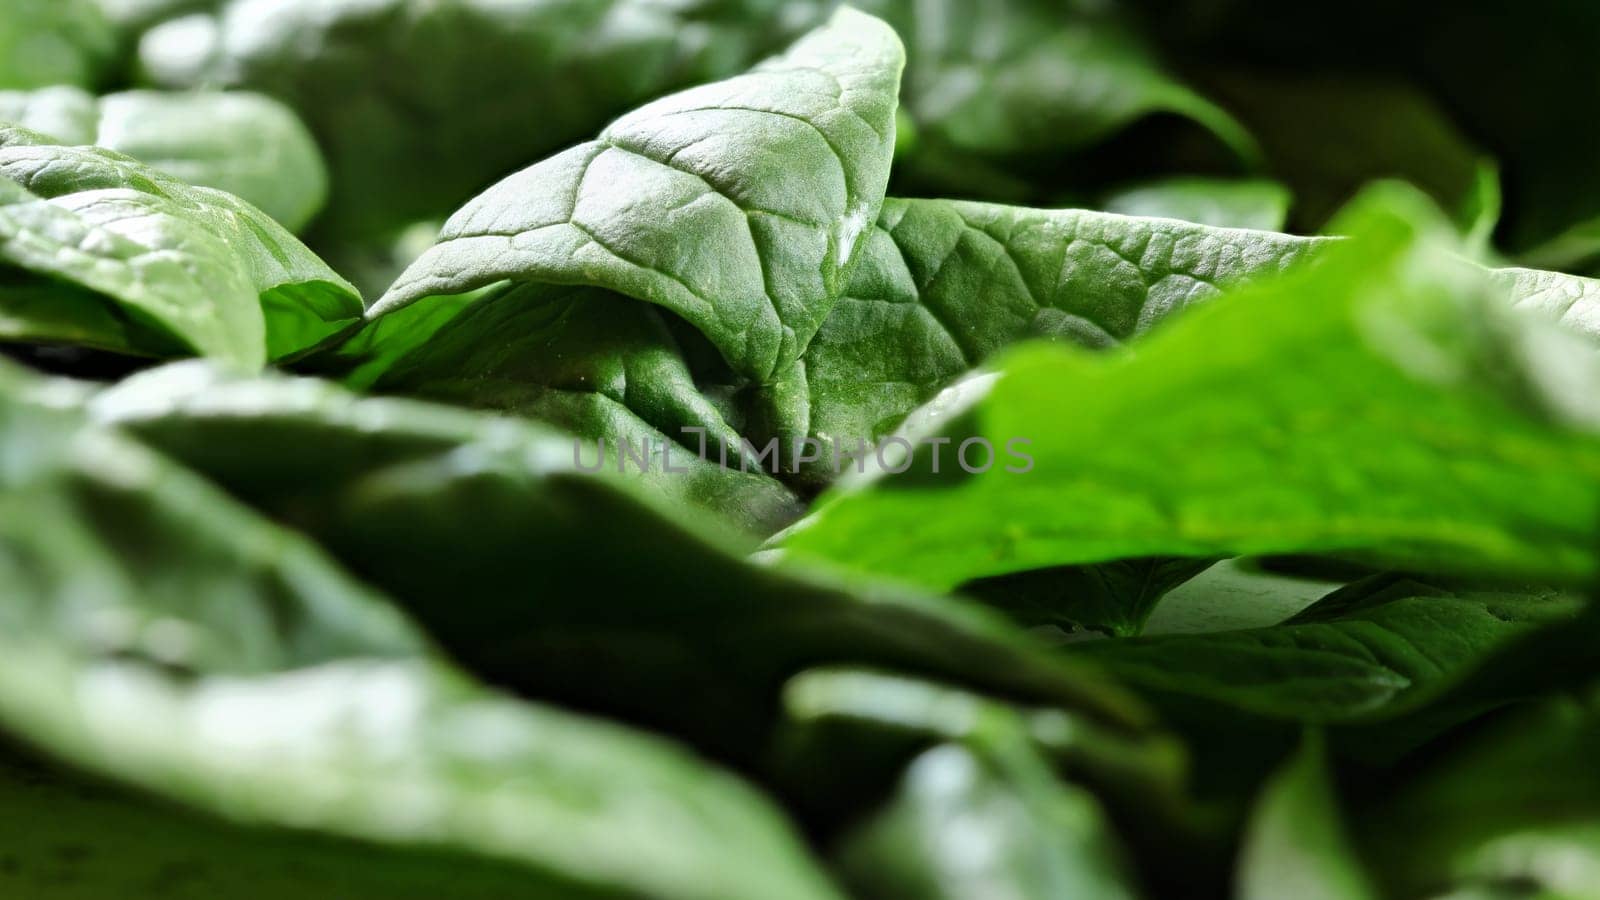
[3,2,1600,898]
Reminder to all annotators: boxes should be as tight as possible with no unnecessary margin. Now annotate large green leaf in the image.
[373,8,903,383]
[0,125,360,368]
[0,363,845,900]
[776,191,1600,588]
[89,362,1151,762]
[137,0,811,239]
[0,0,113,91]
[0,86,329,231]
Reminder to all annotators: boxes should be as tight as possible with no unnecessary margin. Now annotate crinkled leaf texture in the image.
[0,86,329,231]
[776,192,1600,589]
[0,362,845,900]
[367,199,1329,509]
[373,7,904,384]
[0,124,359,367]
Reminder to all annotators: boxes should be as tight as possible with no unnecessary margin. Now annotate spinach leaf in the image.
[373,8,903,383]
[0,125,360,368]
[137,0,811,239]
[89,362,1152,762]
[93,359,801,536]
[0,361,846,900]
[856,0,1256,201]
[777,668,1189,830]
[961,557,1219,637]
[0,87,329,231]
[371,197,1327,490]
[1360,695,1600,899]
[776,191,1600,588]
[1197,73,1498,240]
[0,0,113,91]
[1237,736,1377,900]
[835,736,1141,900]
[1098,177,1292,231]
[1068,576,1585,724]
[0,741,590,898]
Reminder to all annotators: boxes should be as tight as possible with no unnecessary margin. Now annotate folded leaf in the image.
[0,125,360,368]
[777,191,1600,587]
[374,8,903,383]
[0,362,845,900]
[0,86,329,231]
[90,362,1151,761]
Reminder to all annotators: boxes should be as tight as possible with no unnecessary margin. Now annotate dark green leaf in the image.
[89,362,1152,762]
[0,361,846,900]
[1361,695,1600,900]
[1069,576,1585,722]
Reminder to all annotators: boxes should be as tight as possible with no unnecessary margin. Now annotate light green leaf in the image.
[0,86,329,231]
[1099,177,1292,231]
[0,361,845,900]
[0,125,360,368]
[777,191,1600,588]
[1237,735,1377,900]
[0,0,113,91]
[374,8,903,383]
